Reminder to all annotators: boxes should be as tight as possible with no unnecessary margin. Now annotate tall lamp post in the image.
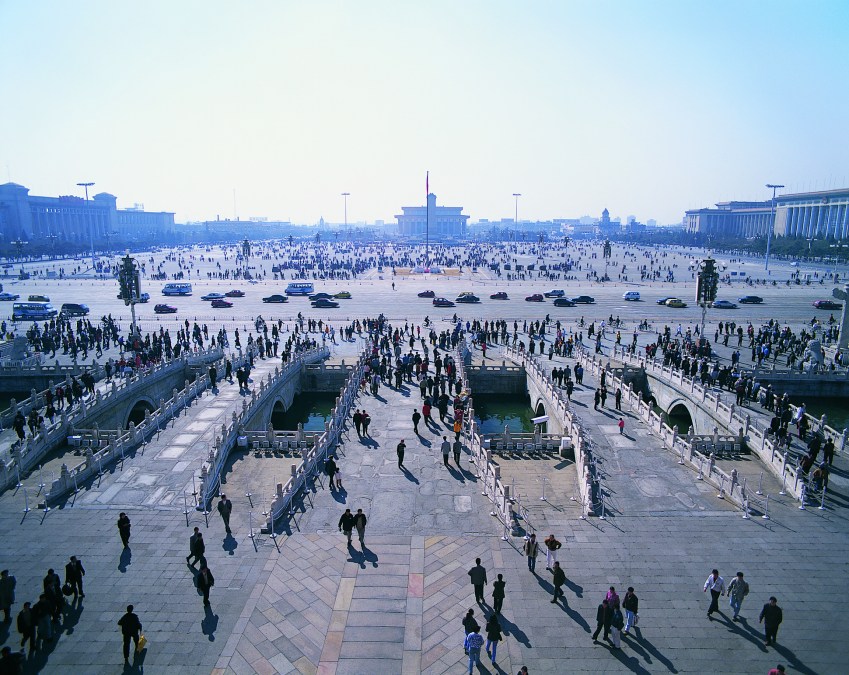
[513,193,521,232]
[764,183,784,273]
[341,192,350,241]
[77,181,95,273]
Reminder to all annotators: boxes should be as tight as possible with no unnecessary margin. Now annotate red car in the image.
[418,290,436,298]
[211,299,234,308]
[525,294,544,302]
[490,292,509,300]
[225,289,245,297]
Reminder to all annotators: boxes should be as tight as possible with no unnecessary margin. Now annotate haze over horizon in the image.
[1,0,848,227]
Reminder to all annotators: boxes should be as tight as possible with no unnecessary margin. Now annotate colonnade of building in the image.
[780,201,849,239]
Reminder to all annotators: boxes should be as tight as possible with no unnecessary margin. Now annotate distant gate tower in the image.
[395,193,469,241]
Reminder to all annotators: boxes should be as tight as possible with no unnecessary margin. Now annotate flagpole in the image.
[425,171,429,268]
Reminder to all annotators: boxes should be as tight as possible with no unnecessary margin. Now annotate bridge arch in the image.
[269,397,288,430]
[533,399,547,433]
[125,397,156,429]
[666,398,695,434]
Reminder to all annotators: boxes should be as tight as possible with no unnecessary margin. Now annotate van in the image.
[61,303,90,317]
[623,291,641,301]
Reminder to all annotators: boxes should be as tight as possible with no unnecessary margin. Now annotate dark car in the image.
[225,289,245,297]
[455,294,480,303]
[813,300,842,310]
[433,297,455,307]
[211,298,233,308]
[309,293,333,301]
[544,289,565,298]
[490,292,509,300]
[418,290,436,298]
[60,303,89,317]
[657,296,675,305]
[738,295,763,304]
[311,298,339,308]
[154,304,178,314]
[525,294,544,302]
[572,295,595,304]
[262,294,288,303]
[553,298,576,307]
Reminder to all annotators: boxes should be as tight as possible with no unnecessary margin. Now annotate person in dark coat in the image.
[117,513,132,547]
[592,599,611,642]
[217,494,233,534]
[468,558,488,604]
[196,566,215,606]
[484,614,503,665]
[117,604,142,662]
[16,602,35,654]
[492,574,506,615]
[759,597,783,646]
[551,562,566,603]
[462,608,479,654]
[187,528,205,566]
[338,509,355,545]
[64,556,85,598]
[42,570,62,622]
[0,570,15,622]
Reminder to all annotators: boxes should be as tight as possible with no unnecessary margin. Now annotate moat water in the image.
[272,393,337,431]
[473,394,534,435]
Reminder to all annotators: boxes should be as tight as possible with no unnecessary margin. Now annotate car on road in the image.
[623,291,641,301]
[657,297,675,305]
[418,290,436,298]
[28,294,50,302]
[225,289,245,297]
[154,304,178,314]
[455,293,480,303]
[116,292,150,302]
[490,292,509,300]
[813,299,842,310]
[738,295,763,304]
[311,298,339,308]
[334,291,352,299]
[0,292,20,301]
[544,289,565,298]
[665,298,688,308]
[525,294,545,302]
[262,294,288,303]
[211,298,233,308]
[60,303,89,317]
[553,297,576,307]
[309,293,334,301]
[712,300,738,309]
[572,295,595,304]
[201,292,226,301]
[433,297,455,307]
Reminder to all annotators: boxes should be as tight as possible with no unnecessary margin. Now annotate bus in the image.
[162,283,193,296]
[12,301,58,321]
[285,282,315,296]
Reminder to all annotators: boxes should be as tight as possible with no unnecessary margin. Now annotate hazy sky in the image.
[1,1,848,226]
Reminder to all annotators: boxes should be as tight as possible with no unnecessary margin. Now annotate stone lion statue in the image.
[804,338,823,373]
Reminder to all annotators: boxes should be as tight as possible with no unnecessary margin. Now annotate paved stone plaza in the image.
[1,244,847,674]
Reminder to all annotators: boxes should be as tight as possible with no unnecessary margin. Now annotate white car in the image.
[201,292,226,301]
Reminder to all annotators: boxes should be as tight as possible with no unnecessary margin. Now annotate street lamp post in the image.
[513,193,521,231]
[77,181,95,274]
[764,183,784,273]
[341,193,350,241]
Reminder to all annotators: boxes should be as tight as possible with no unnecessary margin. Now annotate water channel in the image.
[473,394,535,435]
[271,393,337,431]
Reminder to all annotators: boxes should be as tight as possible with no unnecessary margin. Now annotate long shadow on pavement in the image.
[624,629,678,673]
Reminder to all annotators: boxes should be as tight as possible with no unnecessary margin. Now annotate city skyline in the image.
[1,1,848,226]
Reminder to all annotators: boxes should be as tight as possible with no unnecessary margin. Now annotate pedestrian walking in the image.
[524,534,538,573]
[334,465,343,489]
[606,586,619,607]
[197,565,215,606]
[452,438,462,466]
[767,666,786,675]
[462,608,479,654]
[703,569,725,618]
[618,418,625,434]
[453,418,462,441]
[441,436,451,467]
[16,602,35,655]
[187,528,205,566]
[361,411,371,436]
[353,409,363,436]
[34,594,53,648]
[727,572,749,621]
[492,574,506,615]
[338,508,355,545]
[217,494,233,534]
[117,604,142,662]
[396,440,406,469]
[544,534,561,570]
[622,587,638,635]
[64,556,85,598]
[615,388,622,410]
[468,558,488,604]
[117,512,132,548]
[464,627,485,673]
[0,646,22,672]
[412,409,421,434]
[325,456,338,488]
[610,603,624,649]
[0,570,15,622]
[42,569,62,622]
[594,389,600,410]
[592,599,611,642]
[550,562,566,603]
[485,614,503,665]
[759,597,783,646]
[354,508,367,546]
